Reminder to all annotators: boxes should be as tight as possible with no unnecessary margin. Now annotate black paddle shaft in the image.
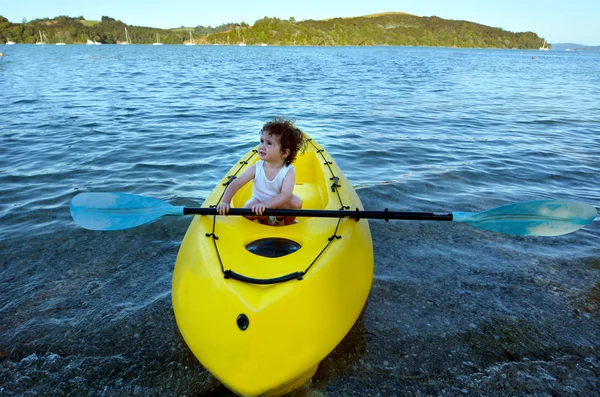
[182,207,454,222]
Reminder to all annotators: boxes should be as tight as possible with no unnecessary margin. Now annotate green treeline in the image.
[0,13,544,49]
[0,15,192,44]
[208,14,543,48]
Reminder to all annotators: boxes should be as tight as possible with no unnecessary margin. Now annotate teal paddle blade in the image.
[70,192,185,231]
[452,200,597,236]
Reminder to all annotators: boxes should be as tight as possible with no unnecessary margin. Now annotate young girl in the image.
[216,117,306,225]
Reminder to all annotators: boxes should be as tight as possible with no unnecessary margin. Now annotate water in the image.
[1,45,599,395]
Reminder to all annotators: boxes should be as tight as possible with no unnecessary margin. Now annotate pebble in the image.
[21,353,39,367]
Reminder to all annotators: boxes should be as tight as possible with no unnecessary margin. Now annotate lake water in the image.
[1,45,599,395]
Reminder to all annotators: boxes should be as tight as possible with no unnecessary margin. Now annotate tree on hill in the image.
[0,13,543,48]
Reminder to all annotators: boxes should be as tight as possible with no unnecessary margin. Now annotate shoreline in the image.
[2,278,598,396]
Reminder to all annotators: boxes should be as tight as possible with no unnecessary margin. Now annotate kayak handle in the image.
[224,270,305,284]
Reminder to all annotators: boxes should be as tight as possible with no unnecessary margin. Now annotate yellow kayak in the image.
[172,136,374,396]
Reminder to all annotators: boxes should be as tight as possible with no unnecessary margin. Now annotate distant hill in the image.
[360,12,414,18]
[0,13,544,48]
[323,11,414,20]
[551,42,600,51]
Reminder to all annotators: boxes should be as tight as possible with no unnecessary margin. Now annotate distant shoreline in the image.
[1,13,551,49]
[3,43,598,51]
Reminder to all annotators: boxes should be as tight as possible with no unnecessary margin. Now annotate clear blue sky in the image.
[2,0,598,45]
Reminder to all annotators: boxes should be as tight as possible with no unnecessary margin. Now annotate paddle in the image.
[70,192,597,236]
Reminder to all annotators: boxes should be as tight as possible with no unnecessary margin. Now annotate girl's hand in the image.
[251,203,267,215]
[217,202,230,215]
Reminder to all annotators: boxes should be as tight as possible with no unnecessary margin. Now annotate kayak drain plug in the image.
[237,314,249,331]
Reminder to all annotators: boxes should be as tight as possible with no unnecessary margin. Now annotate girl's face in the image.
[258,131,289,163]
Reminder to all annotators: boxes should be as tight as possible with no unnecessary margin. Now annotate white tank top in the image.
[252,160,293,203]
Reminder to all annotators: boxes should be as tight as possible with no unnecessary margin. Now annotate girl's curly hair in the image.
[261,117,307,166]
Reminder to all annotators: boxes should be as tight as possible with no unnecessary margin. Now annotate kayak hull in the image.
[172,137,374,396]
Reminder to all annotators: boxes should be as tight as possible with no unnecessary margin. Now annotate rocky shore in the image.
[1,189,599,396]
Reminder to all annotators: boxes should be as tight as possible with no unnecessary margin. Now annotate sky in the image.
[1,0,598,45]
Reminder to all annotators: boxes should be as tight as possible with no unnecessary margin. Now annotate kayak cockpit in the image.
[231,150,330,214]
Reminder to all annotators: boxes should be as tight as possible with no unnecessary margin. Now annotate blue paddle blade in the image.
[70,192,185,231]
[452,200,598,236]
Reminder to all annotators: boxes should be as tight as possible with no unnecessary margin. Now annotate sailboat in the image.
[56,33,66,45]
[184,31,195,46]
[153,33,163,45]
[36,31,47,45]
[539,32,549,51]
[120,27,130,45]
